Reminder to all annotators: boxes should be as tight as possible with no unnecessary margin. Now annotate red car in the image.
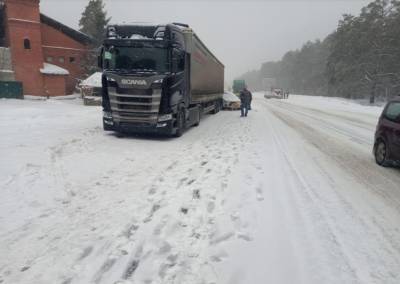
[374,97,400,166]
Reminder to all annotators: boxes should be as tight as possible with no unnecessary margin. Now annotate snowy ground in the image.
[1,94,400,284]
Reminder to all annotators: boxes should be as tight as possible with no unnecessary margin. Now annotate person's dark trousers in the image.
[241,103,249,117]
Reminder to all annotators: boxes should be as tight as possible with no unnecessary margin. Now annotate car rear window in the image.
[385,102,400,122]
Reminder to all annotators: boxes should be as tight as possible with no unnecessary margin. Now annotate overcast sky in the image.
[40,0,370,82]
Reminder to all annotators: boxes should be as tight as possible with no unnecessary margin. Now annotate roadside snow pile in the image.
[40,63,69,75]
[223,91,240,102]
[81,72,102,88]
[270,94,384,116]
[24,94,80,101]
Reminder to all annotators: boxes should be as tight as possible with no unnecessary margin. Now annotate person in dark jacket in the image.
[248,90,253,110]
[240,87,252,117]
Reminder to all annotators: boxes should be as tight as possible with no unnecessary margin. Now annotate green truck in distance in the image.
[232,79,246,94]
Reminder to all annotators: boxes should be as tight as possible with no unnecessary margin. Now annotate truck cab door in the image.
[170,48,186,107]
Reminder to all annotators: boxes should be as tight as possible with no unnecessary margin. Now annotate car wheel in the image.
[375,140,390,167]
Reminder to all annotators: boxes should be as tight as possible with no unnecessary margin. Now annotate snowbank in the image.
[287,94,383,116]
[24,94,81,100]
[255,92,384,116]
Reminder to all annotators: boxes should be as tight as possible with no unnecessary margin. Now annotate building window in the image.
[23,38,31,49]
[59,57,65,63]
[69,57,75,63]
[46,56,53,62]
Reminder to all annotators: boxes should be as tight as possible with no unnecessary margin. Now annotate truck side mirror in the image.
[178,55,185,71]
[97,55,103,69]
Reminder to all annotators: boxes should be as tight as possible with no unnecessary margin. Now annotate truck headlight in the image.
[103,111,113,119]
[158,114,172,122]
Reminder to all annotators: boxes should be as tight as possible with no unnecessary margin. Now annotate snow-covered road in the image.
[1,94,399,284]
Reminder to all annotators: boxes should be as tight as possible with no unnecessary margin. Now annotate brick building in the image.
[0,0,94,96]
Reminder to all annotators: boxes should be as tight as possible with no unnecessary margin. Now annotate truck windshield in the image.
[105,46,169,73]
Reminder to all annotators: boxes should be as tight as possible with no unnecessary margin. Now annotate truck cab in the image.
[99,23,224,137]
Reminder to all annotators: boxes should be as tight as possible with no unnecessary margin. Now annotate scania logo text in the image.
[121,79,147,86]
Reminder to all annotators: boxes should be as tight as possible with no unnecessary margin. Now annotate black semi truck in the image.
[98,23,225,136]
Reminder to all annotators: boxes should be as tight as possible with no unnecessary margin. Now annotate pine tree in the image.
[79,0,111,46]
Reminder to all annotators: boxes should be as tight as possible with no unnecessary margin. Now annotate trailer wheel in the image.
[175,108,186,137]
[193,109,200,127]
[212,101,220,114]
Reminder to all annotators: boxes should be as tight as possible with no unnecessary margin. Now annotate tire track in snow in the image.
[264,109,360,283]
[266,101,400,208]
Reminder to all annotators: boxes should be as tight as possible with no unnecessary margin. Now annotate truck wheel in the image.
[375,139,390,167]
[212,101,220,114]
[175,109,186,137]
[103,121,113,131]
[193,110,200,127]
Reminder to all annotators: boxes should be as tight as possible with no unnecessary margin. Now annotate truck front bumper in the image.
[103,116,175,135]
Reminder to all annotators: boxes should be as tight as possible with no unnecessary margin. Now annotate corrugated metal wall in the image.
[0,81,23,99]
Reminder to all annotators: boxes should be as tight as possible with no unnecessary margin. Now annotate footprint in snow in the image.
[210,231,235,245]
[78,246,93,260]
[123,259,139,279]
[193,189,201,199]
[207,202,215,213]
[210,249,229,262]
[148,185,157,195]
[237,232,253,242]
[256,185,264,201]
[94,258,116,283]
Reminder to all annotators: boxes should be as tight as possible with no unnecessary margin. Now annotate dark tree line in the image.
[239,0,400,103]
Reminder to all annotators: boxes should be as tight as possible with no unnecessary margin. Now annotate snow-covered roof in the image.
[223,91,240,102]
[40,63,69,75]
[80,72,102,88]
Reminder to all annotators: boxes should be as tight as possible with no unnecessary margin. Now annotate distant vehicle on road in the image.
[222,91,240,110]
[374,97,400,167]
[265,88,283,99]
[232,79,246,94]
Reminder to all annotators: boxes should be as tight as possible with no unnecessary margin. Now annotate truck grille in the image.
[108,86,161,123]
